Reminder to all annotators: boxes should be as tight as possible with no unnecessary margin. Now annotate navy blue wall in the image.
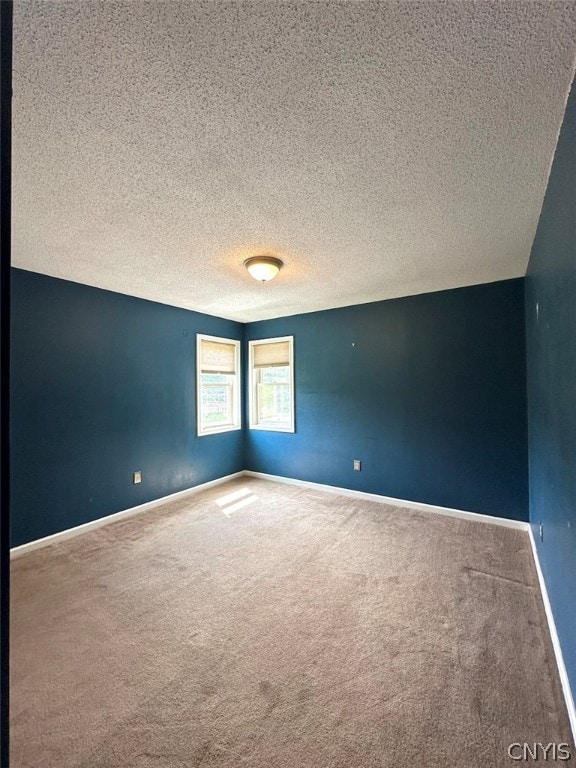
[11,269,529,548]
[245,280,528,521]
[525,80,576,699]
[10,269,244,546]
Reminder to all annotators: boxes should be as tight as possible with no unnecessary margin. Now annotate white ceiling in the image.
[12,1,576,322]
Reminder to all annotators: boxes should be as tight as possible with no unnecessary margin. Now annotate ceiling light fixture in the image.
[244,255,284,282]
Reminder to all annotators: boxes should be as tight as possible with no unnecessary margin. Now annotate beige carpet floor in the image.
[10,477,573,768]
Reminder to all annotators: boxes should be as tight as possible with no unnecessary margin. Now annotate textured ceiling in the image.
[12,1,576,322]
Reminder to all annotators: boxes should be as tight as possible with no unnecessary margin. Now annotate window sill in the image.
[198,425,242,437]
[248,424,295,433]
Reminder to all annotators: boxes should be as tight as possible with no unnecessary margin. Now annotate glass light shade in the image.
[244,256,283,282]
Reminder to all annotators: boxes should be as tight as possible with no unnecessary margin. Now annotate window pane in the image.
[256,366,290,424]
[202,373,230,385]
[259,366,290,384]
[201,376,233,426]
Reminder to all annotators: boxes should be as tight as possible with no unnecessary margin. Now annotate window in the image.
[197,334,241,436]
[249,336,294,432]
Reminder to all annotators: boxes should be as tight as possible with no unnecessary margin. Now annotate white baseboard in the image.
[243,470,530,531]
[528,527,576,743]
[11,469,529,559]
[10,472,245,559]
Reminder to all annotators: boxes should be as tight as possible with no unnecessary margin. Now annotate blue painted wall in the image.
[525,79,576,698]
[245,279,528,521]
[11,269,529,547]
[10,269,244,546]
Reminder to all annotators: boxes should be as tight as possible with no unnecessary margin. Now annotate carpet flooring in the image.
[10,477,573,767]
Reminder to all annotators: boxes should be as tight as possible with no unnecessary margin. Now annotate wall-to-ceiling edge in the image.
[525,74,576,730]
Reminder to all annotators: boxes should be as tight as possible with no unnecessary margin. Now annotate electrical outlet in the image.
[353,459,361,471]
[539,523,544,542]
[133,471,142,484]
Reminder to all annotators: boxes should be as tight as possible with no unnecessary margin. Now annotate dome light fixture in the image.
[244,255,284,282]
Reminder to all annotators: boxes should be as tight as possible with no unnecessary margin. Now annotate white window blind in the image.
[253,341,290,368]
[199,339,237,374]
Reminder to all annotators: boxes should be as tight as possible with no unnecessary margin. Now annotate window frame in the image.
[248,335,295,433]
[196,333,241,437]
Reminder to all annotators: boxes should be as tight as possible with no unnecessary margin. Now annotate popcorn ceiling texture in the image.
[12,1,576,322]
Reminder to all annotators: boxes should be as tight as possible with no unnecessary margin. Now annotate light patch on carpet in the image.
[222,494,258,517]
[215,486,259,516]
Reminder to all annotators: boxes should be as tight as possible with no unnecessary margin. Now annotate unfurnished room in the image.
[2,1,576,767]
